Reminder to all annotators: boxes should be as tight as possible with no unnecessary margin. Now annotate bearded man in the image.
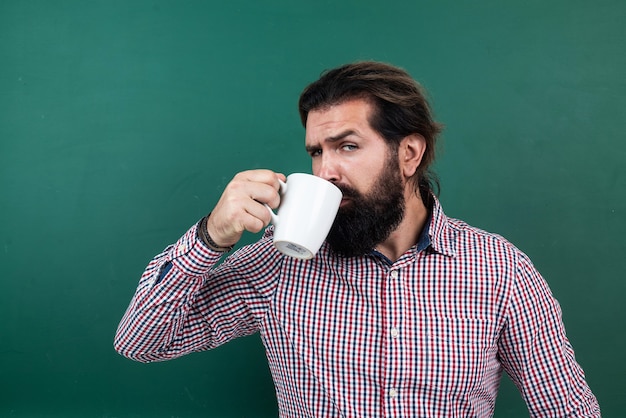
[115,61,599,417]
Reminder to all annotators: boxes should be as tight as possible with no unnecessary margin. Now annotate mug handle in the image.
[264,179,287,224]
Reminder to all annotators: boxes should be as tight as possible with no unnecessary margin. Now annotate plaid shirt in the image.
[115,197,599,417]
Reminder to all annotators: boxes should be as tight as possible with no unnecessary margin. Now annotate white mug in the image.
[266,173,342,259]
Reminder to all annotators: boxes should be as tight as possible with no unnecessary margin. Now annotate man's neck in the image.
[376,188,429,263]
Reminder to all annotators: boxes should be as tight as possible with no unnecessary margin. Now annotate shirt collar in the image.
[370,217,431,266]
[427,195,457,257]
[370,194,455,265]
[416,209,432,252]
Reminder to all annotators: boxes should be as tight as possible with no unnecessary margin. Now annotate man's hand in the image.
[206,169,286,248]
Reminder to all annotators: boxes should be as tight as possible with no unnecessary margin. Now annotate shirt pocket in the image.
[419,317,497,394]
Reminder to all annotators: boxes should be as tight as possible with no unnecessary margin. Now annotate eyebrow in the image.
[305,129,358,153]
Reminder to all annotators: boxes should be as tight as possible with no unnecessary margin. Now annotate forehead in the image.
[304,99,375,143]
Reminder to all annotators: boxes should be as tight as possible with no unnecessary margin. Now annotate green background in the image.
[1,1,624,416]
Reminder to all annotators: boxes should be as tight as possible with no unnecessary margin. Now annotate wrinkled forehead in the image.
[304,99,374,144]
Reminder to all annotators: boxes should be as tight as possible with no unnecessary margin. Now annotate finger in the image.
[238,169,285,192]
[208,170,284,241]
[236,169,280,185]
[250,182,282,209]
[242,202,273,233]
[215,194,272,236]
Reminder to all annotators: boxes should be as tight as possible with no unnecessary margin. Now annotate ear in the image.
[399,134,426,178]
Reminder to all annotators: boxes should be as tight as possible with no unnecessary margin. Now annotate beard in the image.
[326,156,406,258]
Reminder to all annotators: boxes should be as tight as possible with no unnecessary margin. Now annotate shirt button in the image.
[390,270,399,279]
[177,243,187,252]
[390,327,399,338]
[389,388,398,398]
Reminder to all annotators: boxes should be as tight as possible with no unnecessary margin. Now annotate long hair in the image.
[298,61,443,197]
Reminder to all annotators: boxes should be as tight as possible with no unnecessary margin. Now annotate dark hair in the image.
[298,61,443,197]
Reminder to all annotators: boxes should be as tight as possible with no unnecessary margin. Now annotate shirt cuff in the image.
[168,221,227,276]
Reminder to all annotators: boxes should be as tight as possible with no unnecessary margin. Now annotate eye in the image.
[308,148,322,157]
[341,144,358,152]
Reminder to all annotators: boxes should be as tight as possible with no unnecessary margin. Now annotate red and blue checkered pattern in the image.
[115,197,599,417]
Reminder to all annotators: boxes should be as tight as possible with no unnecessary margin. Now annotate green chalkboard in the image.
[1,0,624,416]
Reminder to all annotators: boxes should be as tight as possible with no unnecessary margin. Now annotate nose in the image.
[314,153,340,184]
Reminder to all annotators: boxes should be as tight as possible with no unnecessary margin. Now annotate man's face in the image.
[305,99,406,257]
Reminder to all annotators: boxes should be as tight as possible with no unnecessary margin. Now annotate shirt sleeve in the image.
[114,221,282,363]
[498,252,600,417]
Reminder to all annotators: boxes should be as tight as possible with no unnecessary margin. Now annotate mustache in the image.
[336,184,360,199]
